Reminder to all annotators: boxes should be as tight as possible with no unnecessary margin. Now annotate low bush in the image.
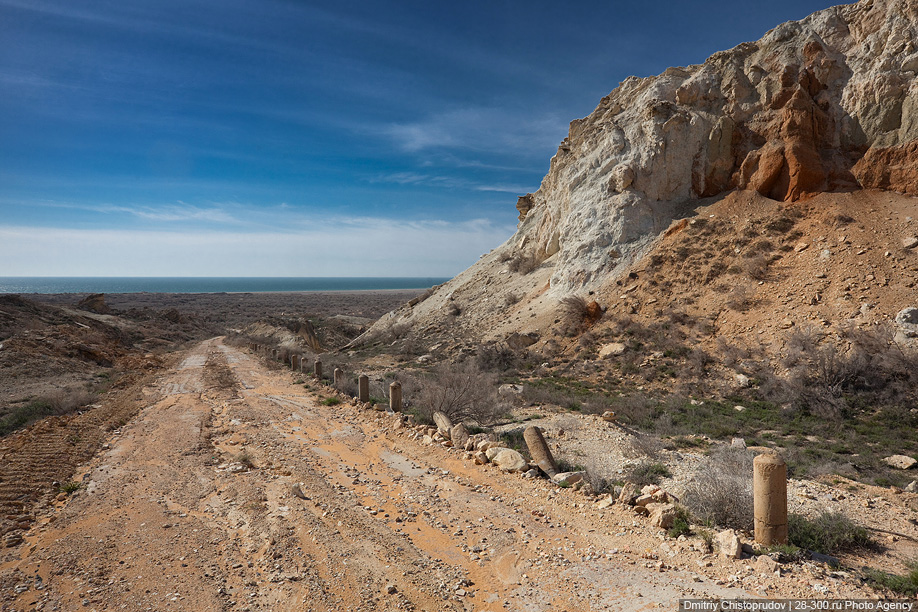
[681,446,754,530]
[863,562,918,596]
[409,360,506,425]
[787,511,871,554]
[626,461,671,486]
[508,252,539,274]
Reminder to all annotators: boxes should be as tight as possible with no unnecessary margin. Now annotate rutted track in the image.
[0,338,873,611]
[0,354,169,551]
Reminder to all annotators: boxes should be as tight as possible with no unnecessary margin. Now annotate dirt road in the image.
[0,339,839,611]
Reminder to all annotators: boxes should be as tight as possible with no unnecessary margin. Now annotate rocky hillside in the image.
[362,0,917,350]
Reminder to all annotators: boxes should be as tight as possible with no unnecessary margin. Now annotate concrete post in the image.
[334,368,343,387]
[314,359,323,380]
[358,375,369,403]
[291,354,299,371]
[524,425,559,478]
[753,452,788,546]
[389,381,402,413]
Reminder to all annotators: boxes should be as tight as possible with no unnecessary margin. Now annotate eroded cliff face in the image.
[520,0,918,293]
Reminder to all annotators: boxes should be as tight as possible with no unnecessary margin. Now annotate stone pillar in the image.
[358,375,369,402]
[314,359,323,380]
[334,368,343,387]
[524,425,559,478]
[754,452,788,546]
[389,381,402,412]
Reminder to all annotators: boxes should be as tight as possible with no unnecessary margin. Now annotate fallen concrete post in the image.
[524,425,559,478]
[432,411,453,437]
[389,381,402,412]
[753,452,788,546]
[358,375,369,403]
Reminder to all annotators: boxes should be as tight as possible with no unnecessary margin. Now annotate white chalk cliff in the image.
[364,0,918,343]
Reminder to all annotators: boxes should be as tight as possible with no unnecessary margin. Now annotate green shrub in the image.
[626,461,671,486]
[321,397,341,406]
[788,511,871,554]
[864,562,918,596]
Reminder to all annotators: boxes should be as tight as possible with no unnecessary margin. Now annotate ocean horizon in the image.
[0,277,451,295]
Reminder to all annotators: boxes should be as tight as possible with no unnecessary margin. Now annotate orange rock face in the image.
[852,142,918,195]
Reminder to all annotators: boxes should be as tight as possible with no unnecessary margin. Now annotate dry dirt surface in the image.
[0,339,887,611]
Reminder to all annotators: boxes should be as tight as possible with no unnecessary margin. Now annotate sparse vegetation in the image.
[626,461,671,486]
[59,481,83,495]
[863,562,918,596]
[408,360,506,425]
[507,251,539,274]
[0,388,96,437]
[787,511,871,555]
[681,446,753,530]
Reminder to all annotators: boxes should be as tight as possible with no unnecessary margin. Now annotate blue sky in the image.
[0,0,835,276]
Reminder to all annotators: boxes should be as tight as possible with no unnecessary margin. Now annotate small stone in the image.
[491,449,527,472]
[386,584,397,594]
[595,496,615,510]
[902,237,918,250]
[601,410,616,422]
[794,242,809,252]
[884,455,917,470]
[598,343,626,358]
[552,471,585,486]
[647,503,676,529]
[716,530,742,559]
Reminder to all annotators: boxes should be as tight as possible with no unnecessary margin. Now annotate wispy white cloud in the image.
[380,107,568,157]
[369,172,535,195]
[0,217,516,277]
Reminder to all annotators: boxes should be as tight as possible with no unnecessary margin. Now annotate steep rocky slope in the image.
[363,0,917,348]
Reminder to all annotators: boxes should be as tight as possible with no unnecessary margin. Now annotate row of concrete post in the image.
[248,342,788,546]
[249,343,404,412]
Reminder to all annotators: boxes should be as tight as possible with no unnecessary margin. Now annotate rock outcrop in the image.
[515,0,917,293]
[359,0,918,344]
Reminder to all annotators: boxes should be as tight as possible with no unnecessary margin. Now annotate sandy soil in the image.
[0,338,893,611]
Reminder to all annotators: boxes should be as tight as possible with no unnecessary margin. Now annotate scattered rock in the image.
[734,374,751,388]
[647,503,676,529]
[601,411,616,422]
[498,384,524,396]
[598,343,626,359]
[595,496,616,510]
[902,237,918,250]
[884,455,917,470]
[618,482,639,505]
[551,471,584,487]
[450,424,470,451]
[716,530,742,559]
[490,449,527,473]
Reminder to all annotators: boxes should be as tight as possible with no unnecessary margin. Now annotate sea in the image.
[0,277,450,294]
